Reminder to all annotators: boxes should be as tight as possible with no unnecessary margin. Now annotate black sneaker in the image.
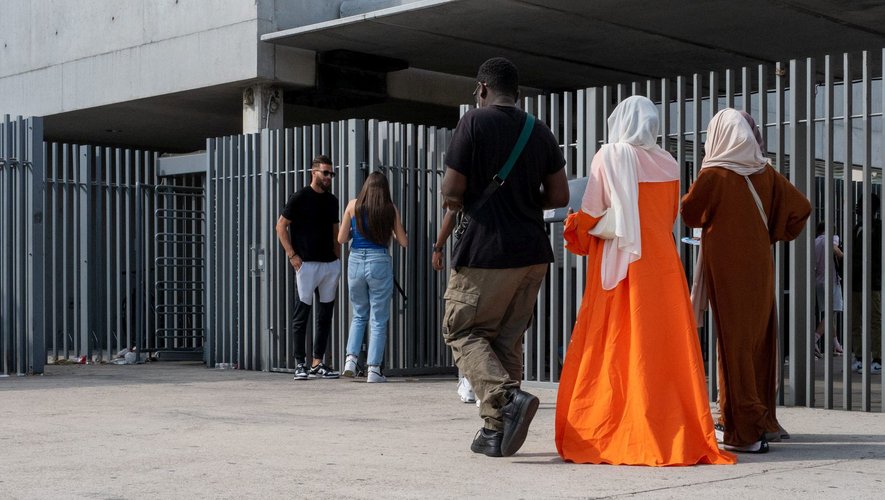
[308,362,339,379]
[470,428,503,457]
[293,363,309,380]
[500,389,539,457]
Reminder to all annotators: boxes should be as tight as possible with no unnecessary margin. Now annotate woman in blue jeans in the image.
[338,172,408,382]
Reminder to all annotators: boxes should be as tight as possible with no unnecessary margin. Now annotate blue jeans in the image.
[346,249,394,366]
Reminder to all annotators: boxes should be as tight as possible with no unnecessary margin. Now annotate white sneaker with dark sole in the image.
[308,363,339,379]
[293,363,309,380]
[342,356,358,378]
[367,367,387,383]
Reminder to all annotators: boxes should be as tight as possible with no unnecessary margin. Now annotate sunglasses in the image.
[473,81,485,98]
[313,169,336,178]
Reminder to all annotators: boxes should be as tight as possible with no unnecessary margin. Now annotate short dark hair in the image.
[476,57,519,99]
[312,154,332,168]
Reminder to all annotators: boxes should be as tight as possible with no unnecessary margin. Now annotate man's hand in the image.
[289,254,303,271]
[432,251,444,271]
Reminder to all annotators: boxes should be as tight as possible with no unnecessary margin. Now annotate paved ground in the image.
[1,363,884,499]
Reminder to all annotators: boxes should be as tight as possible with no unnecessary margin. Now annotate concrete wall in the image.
[0,0,266,116]
[269,0,429,30]
[271,0,343,30]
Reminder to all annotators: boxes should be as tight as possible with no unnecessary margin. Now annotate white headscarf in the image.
[701,108,767,175]
[581,95,676,290]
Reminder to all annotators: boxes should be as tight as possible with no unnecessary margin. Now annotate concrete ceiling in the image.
[263,0,885,91]
[44,84,246,153]
[45,0,885,152]
[43,84,459,153]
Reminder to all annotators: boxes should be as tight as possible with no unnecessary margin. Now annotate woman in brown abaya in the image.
[682,108,810,453]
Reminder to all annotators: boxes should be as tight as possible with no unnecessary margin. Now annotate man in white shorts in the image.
[276,155,341,380]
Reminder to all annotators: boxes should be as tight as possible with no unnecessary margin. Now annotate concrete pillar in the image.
[243,84,283,134]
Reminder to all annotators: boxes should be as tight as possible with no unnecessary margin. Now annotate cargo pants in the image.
[442,263,547,431]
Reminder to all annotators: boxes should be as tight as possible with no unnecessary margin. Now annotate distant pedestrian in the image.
[813,221,844,357]
[338,172,408,383]
[275,155,342,380]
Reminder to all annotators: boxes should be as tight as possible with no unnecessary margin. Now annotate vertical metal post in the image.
[860,51,873,411]
[549,93,562,382]
[774,61,787,405]
[205,138,215,367]
[788,57,810,406]
[675,76,687,262]
[258,131,269,371]
[842,52,854,410]
[879,48,885,412]
[78,146,92,359]
[724,69,735,109]
[135,181,144,360]
[823,55,835,408]
[28,117,45,374]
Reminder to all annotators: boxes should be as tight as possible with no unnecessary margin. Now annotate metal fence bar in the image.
[880,48,885,412]
[0,115,44,375]
[77,146,91,359]
[860,51,873,411]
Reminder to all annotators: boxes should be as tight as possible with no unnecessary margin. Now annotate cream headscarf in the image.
[690,108,768,321]
[700,108,767,175]
[581,95,677,290]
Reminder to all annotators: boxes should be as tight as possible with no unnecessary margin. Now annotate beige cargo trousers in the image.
[442,263,547,431]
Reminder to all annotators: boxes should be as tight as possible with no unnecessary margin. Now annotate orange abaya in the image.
[555,180,735,466]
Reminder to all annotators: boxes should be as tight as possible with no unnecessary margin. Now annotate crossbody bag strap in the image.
[469,113,536,213]
[453,113,535,241]
[744,175,769,230]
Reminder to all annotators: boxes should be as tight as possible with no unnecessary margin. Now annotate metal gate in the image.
[137,179,206,360]
[205,120,454,374]
[43,145,158,364]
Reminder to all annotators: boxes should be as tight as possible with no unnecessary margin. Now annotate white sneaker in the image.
[367,366,387,383]
[872,361,882,375]
[714,424,725,444]
[852,358,863,373]
[457,377,476,403]
[343,355,358,378]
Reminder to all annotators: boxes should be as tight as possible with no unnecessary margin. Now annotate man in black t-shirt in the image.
[276,155,341,380]
[441,57,568,457]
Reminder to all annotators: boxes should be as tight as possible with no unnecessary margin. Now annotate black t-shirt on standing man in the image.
[280,186,340,262]
[445,105,566,268]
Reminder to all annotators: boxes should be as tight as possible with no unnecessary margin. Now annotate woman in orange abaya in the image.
[555,96,735,466]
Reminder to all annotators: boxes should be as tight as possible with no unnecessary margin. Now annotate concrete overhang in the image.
[262,0,885,91]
